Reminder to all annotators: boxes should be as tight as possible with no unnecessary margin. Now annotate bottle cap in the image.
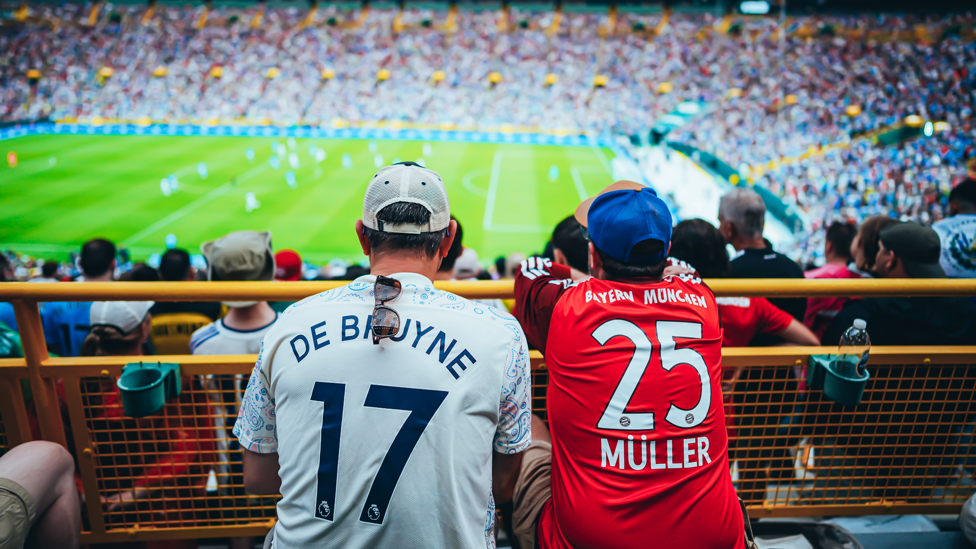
[853,319,867,330]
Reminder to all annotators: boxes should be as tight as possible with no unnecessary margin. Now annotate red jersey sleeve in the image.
[755,297,794,336]
[513,257,575,354]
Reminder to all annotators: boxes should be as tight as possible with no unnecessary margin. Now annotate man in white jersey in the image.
[234,162,532,548]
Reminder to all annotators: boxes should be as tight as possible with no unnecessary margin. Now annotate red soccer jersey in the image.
[718,296,795,348]
[515,258,744,549]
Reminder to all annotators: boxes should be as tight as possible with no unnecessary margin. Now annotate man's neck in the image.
[825,254,849,266]
[432,271,454,281]
[368,254,441,281]
[83,272,113,282]
[732,237,768,252]
[223,302,276,331]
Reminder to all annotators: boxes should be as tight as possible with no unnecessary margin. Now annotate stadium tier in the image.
[2,2,976,548]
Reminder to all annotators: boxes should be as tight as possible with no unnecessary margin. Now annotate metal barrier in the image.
[0,279,975,542]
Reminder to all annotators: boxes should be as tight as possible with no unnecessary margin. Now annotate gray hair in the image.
[719,187,766,239]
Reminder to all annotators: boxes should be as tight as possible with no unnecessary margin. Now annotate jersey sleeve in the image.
[233,341,278,454]
[493,322,532,454]
[755,297,795,336]
[513,257,574,353]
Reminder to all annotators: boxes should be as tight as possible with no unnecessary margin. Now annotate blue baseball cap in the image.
[574,180,673,263]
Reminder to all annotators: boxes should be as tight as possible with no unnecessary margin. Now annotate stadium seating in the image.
[150,312,213,355]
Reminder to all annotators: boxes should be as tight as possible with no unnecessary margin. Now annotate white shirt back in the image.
[932,214,976,278]
[234,273,532,549]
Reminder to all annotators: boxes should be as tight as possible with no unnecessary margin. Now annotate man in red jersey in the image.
[511,181,751,549]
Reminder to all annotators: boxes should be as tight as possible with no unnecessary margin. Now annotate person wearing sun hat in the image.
[511,181,753,549]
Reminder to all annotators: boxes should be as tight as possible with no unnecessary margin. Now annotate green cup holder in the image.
[116,362,181,418]
[808,355,870,407]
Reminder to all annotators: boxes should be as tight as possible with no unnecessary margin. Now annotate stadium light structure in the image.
[923,121,934,137]
[740,1,770,14]
[905,114,924,127]
[934,121,951,133]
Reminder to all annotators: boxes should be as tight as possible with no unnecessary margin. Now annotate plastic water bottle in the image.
[837,319,870,378]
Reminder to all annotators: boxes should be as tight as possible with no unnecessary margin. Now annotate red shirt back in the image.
[718,296,795,348]
[515,259,744,549]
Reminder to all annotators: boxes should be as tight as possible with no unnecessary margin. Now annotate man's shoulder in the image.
[189,322,221,353]
[425,288,525,340]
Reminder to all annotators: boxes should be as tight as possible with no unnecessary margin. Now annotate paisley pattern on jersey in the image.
[233,363,278,453]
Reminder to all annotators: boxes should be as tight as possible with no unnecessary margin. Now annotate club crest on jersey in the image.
[367,504,381,521]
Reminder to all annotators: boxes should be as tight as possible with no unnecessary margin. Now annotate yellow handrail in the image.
[0,278,974,302]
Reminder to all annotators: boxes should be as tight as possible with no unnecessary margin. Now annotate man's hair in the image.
[438,216,464,272]
[80,238,117,278]
[41,261,58,279]
[551,215,589,273]
[949,179,976,212]
[130,264,160,282]
[825,222,857,261]
[365,203,447,259]
[856,215,898,269]
[595,239,668,279]
[0,254,10,282]
[159,249,192,281]
[719,187,766,239]
[81,325,145,356]
[669,219,729,278]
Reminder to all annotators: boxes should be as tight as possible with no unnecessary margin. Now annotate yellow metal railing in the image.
[0,279,975,542]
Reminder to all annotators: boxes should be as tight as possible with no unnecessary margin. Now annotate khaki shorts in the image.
[511,440,553,549]
[0,478,36,549]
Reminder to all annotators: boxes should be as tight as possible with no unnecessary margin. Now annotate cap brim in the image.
[903,259,946,279]
[574,180,647,228]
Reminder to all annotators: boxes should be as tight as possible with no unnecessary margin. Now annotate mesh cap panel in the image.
[363,163,450,233]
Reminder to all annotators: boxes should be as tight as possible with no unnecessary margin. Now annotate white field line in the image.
[461,168,490,197]
[570,166,588,201]
[590,145,614,178]
[482,151,503,231]
[122,162,271,246]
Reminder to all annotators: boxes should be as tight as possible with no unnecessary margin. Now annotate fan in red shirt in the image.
[511,182,751,549]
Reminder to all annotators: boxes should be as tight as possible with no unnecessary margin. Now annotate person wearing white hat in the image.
[80,301,154,356]
[235,162,531,549]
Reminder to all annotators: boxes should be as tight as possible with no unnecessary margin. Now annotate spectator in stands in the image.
[932,178,976,278]
[273,249,303,282]
[803,222,862,338]
[849,215,898,276]
[513,182,749,549]
[120,263,159,282]
[235,162,529,548]
[718,188,806,326]
[823,222,976,345]
[150,248,221,321]
[80,301,215,514]
[42,238,115,357]
[31,261,59,283]
[0,254,18,332]
[550,215,589,281]
[669,219,820,348]
[0,440,81,549]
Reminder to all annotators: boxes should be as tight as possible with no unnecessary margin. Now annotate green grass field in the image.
[1,135,617,264]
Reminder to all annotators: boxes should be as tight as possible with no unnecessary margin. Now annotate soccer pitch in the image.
[1,134,617,264]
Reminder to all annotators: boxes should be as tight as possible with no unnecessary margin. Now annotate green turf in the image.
[1,135,616,264]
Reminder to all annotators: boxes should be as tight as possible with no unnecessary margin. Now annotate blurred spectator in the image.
[0,254,18,332]
[150,248,222,321]
[453,248,482,279]
[80,301,216,515]
[550,215,589,281]
[190,231,278,355]
[718,188,807,326]
[504,253,526,279]
[932,178,976,278]
[803,222,863,338]
[120,262,159,282]
[669,219,819,348]
[30,261,60,283]
[41,238,115,357]
[0,441,81,549]
[274,249,303,281]
[849,215,898,275]
[823,222,976,345]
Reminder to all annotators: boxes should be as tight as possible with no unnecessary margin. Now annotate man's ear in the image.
[142,316,152,342]
[439,219,458,258]
[588,242,602,274]
[553,248,568,267]
[356,220,371,256]
[824,240,835,258]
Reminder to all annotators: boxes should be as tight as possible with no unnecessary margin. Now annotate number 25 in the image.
[593,320,711,431]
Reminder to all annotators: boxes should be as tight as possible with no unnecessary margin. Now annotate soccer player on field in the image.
[511,181,751,549]
[234,162,532,548]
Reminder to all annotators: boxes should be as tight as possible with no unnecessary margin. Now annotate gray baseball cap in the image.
[201,231,275,281]
[879,222,946,279]
[363,162,450,234]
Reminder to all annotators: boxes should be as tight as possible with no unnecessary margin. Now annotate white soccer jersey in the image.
[234,273,532,549]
